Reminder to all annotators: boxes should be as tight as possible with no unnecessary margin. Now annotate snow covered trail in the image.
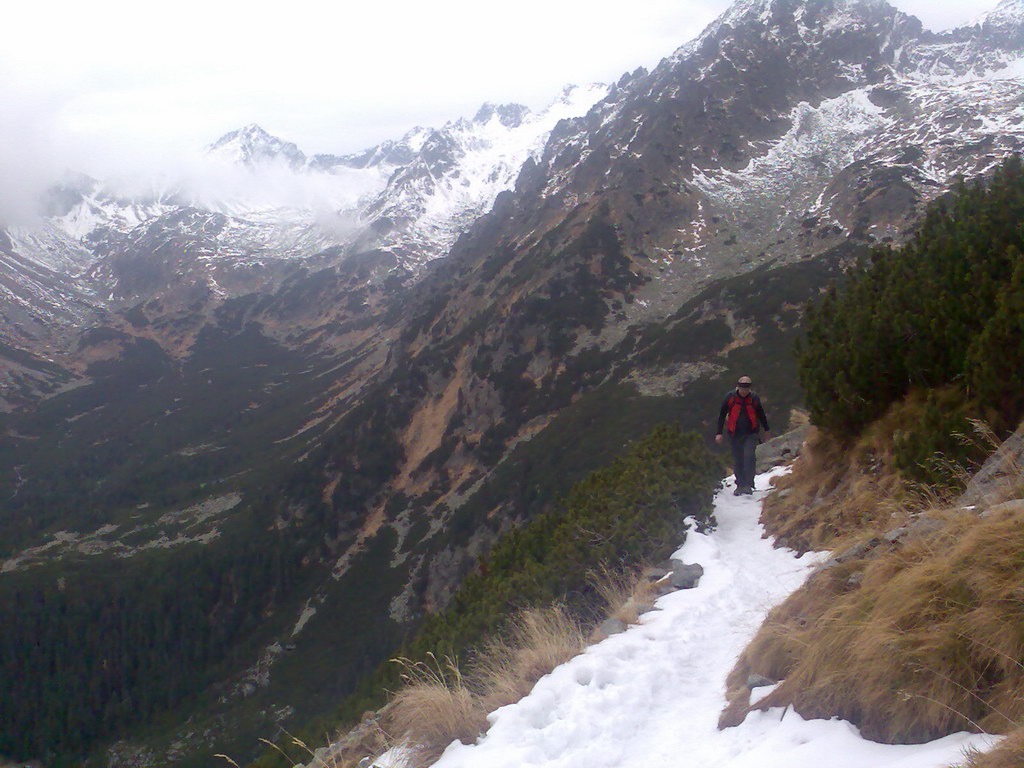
[389,468,997,768]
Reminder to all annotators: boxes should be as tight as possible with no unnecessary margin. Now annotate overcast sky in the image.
[0,0,1001,188]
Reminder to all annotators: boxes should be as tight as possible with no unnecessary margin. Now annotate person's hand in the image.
[715,434,723,445]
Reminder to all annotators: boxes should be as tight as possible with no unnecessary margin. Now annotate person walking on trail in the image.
[715,376,772,495]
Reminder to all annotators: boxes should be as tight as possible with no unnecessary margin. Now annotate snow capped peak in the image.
[473,103,531,128]
[207,123,307,170]
[673,0,901,62]
[957,0,1024,29]
[991,0,1024,21]
[979,0,1024,33]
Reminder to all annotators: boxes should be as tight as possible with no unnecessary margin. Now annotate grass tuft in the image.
[959,727,1024,767]
[386,654,486,768]
[589,563,659,629]
[759,421,917,554]
[472,606,587,714]
[385,606,586,767]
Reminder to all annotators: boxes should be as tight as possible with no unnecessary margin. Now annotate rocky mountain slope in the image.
[0,85,607,408]
[0,0,1022,765]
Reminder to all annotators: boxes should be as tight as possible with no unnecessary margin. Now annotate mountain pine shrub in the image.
[797,156,1024,481]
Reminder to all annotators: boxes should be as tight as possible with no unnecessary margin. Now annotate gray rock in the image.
[747,673,777,689]
[756,424,812,473]
[846,571,864,588]
[653,581,677,598]
[959,422,1024,508]
[642,566,671,582]
[669,563,704,589]
[984,498,1024,517]
[598,618,627,636]
[835,538,879,562]
[906,514,945,540]
[882,526,909,543]
[817,536,884,572]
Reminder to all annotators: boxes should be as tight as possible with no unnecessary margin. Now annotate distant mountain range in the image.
[0,1,1021,766]
[0,84,607,407]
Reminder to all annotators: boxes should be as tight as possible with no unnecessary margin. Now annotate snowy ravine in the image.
[381,468,998,768]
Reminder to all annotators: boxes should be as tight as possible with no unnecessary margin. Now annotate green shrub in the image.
[798,156,1024,447]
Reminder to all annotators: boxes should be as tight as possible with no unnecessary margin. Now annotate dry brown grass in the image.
[386,655,487,768]
[959,727,1024,767]
[384,606,586,767]
[472,605,587,713]
[219,724,389,768]
[760,406,944,553]
[589,564,659,628]
[725,503,1024,744]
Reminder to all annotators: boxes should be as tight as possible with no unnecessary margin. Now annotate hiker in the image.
[715,376,772,495]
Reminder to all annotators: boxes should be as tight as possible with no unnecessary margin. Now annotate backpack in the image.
[726,392,759,435]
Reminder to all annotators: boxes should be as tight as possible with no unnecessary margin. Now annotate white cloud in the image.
[0,0,1002,222]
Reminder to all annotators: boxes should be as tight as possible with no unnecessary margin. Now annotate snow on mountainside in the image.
[519,0,1024,328]
[3,86,608,296]
[0,86,608,372]
[207,123,308,169]
[353,84,610,263]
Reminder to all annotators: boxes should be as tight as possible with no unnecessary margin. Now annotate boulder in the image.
[882,526,909,544]
[959,422,1024,508]
[756,424,812,473]
[641,565,671,582]
[982,498,1024,518]
[598,618,627,637]
[669,563,704,589]
[747,673,776,689]
[906,513,945,540]
[653,581,678,597]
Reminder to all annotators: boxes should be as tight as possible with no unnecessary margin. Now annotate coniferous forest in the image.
[0,527,306,764]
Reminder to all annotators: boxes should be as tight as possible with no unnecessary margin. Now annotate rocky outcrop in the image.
[756,425,811,473]
[958,421,1024,508]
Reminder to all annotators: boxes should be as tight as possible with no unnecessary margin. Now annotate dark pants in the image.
[730,432,759,490]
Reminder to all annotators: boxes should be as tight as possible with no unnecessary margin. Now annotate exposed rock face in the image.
[756,425,812,472]
[959,421,1024,508]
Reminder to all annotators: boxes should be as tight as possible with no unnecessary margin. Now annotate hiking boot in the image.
[733,487,744,496]
[741,487,754,495]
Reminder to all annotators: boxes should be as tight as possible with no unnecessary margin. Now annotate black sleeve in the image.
[754,396,770,433]
[716,395,730,435]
